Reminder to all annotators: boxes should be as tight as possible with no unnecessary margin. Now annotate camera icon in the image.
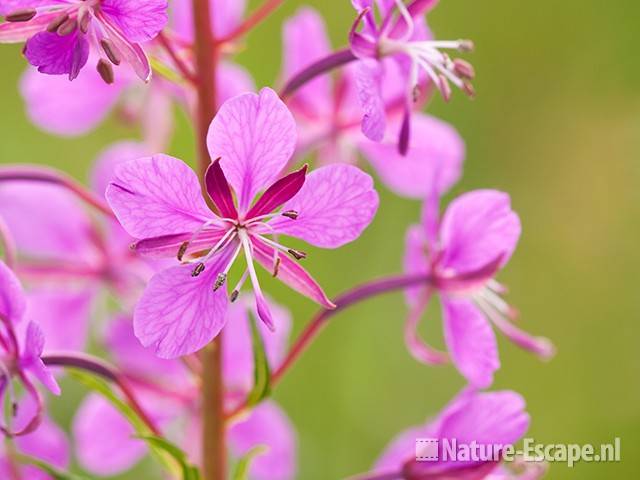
[416,438,439,462]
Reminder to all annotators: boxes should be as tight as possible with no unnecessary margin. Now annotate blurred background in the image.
[1,0,639,478]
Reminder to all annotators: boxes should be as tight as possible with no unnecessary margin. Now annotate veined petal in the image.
[440,190,521,275]
[246,164,307,220]
[207,88,297,212]
[205,159,238,219]
[269,164,378,248]
[96,11,152,82]
[134,243,237,358]
[0,260,26,324]
[442,298,499,388]
[73,393,147,475]
[106,154,213,239]
[24,30,89,80]
[251,238,334,309]
[100,0,168,43]
[356,59,386,141]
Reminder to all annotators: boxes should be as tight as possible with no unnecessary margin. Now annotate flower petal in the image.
[251,238,334,309]
[228,401,297,480]
[15,414,69,476]
[134,244,236,358]
[283,7,332,118]
[73,393,147,475]
[20,65,126,136]
[21,322,61,395]
[440,190,521,275]
[205,158,238,219]
[356,59,386,141]
[0,260,26,324]
[402,224,430,305]
[91,141,151,196]
[207,88,297,211]
[106,154,212,239]
[442,298,499,388]
[269,164,378,248]
[24,31,89,80]
[217,61,256,104]
[246,165,307,220]
[359,114,464,198]
[101,0,168,42]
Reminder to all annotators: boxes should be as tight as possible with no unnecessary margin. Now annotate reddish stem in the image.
[226,273,431,418]
[42,352,161,436]
[0,165,114,218]
[157,31,197,84]
[217,0,287,44]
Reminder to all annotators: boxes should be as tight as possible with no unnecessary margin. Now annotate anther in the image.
[213,273,227,291]
[177,241,189,261]
[458,40,475,52]
[281,210,299,220]
[192,263,205,277]
[97,59,115,85]
[287,249,307,260]
[412,85,420,103]
[462,81,476,98]
[57,17,78,36]
[453,59,475,79]
[230,290,240,302]
[6,9,37,22]
[101,39,121,65]
[438,74,452,102]
[47,13,69,32]
[78,9,91,34]
[272,257,281,277]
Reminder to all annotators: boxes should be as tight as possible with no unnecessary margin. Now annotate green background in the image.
[1,0,639,478]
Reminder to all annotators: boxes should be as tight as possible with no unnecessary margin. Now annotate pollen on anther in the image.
[6,9,37,22]
[192,263,206,277]
[230,290,240,302]
[213,273,227,291]
[272,257,281,277]
[281,210,299,220]
[287,249,307,260]
[177,241,189,261]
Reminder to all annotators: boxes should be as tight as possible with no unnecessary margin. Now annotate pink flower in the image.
[0,0,168,81]
[106,87,379,358]
[404,190,555,387]
[0,260,60,437]
[349,0,475,152]
[372,389,533,480]
[283,6,465,199]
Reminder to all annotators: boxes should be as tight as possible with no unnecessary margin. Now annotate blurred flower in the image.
[73,296,297,480]
[404,189,555,387]
[106,87,379,358]
[0,0,168,81]
[372,389,533,480]
[0,260,60,437]
[283,6,465,199]
[349,0,474,153]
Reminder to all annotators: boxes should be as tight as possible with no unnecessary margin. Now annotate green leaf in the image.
[68,370,188,478]
[137,435,201,480]
[245,313,272,407]
[16,454,91,480]
[231,445,268,480]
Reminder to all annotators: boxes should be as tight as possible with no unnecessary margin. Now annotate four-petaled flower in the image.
[0,0,168,82]
[349,0,475,153]
[404,189,555,387]
[106,87,379,359]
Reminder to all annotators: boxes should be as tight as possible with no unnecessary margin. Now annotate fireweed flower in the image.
[73,297,297,480]
[283,7,465,199]
[0,260,60,436]
[349,0,475,152]
[106,87,379,358]
[371,389,532,480]
[0,0,168,82]
[404,189,555,387]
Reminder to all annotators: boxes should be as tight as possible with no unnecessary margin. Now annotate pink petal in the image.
[24,31,89,80]
[100,0,168,42]
[73,393,147,475]
[26,287,94,352]
[20,65,126,136]
[21,322,61,395]
[282,7,332,118]
[223,296,291,392]
[205,159,238,218]
[134,244,237,358]
[439,190,521,275]
[228,401,297,480]
[0,260,26,323]
[246,165,307,220]
[402,225,430,305]
[15,415,69,473]
[356,59,386,141]
[442,298,500,388]
[217,61,256,105]
[91,141,151,196]
[251,238,334,309]
[359,114,465,198]
[269,164,379,248]
[207,88,297,211]
[374,425,425,473]
[106,154,212,239]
